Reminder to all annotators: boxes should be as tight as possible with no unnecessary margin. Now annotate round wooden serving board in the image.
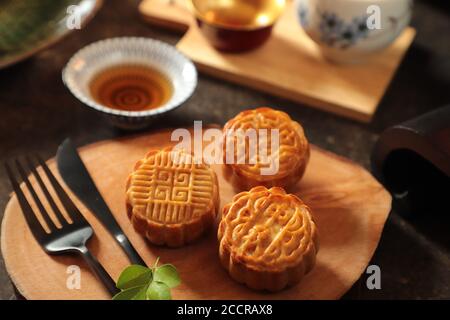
[1,128,391,300]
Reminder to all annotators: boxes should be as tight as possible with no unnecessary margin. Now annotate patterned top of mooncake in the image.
[223,107,309,181]
[127,149,218,225]
[219,186,318,270]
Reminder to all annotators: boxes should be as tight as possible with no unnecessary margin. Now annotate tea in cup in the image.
[189,0,286,52]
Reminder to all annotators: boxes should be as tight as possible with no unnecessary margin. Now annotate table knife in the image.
[56,138,146,266]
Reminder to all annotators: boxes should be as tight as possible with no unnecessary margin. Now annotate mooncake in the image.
[222,107,310,189]
[126,149,219,247]
[218,186,319,292]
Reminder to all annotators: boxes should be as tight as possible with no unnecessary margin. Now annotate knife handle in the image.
[115,234,147,266]
[79,246,120,296]
[89,200,148,266]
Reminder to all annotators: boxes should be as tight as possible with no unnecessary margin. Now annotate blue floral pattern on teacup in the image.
[319,11,370,49]
[295,0,413,62]
[297,3,309,27]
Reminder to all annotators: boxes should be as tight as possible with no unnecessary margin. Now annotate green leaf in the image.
[132,285,149,300]
[112,286,145,300]
[113,259,181,300]
[153,264,181,288]
[146,281,172,300]
[116,265,152,290]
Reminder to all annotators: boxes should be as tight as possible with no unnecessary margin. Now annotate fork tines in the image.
[5,155,84,237]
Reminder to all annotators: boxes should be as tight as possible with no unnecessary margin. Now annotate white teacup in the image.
[295,0,413,63]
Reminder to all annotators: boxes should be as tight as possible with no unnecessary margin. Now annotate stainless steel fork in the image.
[5,155,119,296]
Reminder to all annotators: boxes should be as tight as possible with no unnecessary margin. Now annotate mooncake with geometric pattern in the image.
[126,149,220,247]
[222,107,310,190]
[218,186,319,292]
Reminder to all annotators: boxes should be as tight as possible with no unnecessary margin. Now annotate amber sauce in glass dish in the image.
[89,64,173,112]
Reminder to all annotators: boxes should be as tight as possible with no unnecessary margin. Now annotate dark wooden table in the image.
[1,0,449,299]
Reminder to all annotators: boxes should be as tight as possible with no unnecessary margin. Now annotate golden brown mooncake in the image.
[222,107,310,189]
[218,186,319,292]
[126,149,220,247]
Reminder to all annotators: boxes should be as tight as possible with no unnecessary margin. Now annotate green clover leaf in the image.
[146,281,172,300]
[113,258,180,300]
[153,264,180,288]
[132,285,150,300]
[112,286,144,300]
[116,264,152,290]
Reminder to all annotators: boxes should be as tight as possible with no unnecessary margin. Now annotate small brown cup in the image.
[188,0,286,53]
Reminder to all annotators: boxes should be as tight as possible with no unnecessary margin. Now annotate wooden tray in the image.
[1,128,391,299]
[139,0,416,123]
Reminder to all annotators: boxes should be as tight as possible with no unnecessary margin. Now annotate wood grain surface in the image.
[139,0,416,123]
[1,128,391,299]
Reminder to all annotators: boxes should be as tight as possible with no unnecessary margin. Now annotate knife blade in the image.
[56,138,146,266]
